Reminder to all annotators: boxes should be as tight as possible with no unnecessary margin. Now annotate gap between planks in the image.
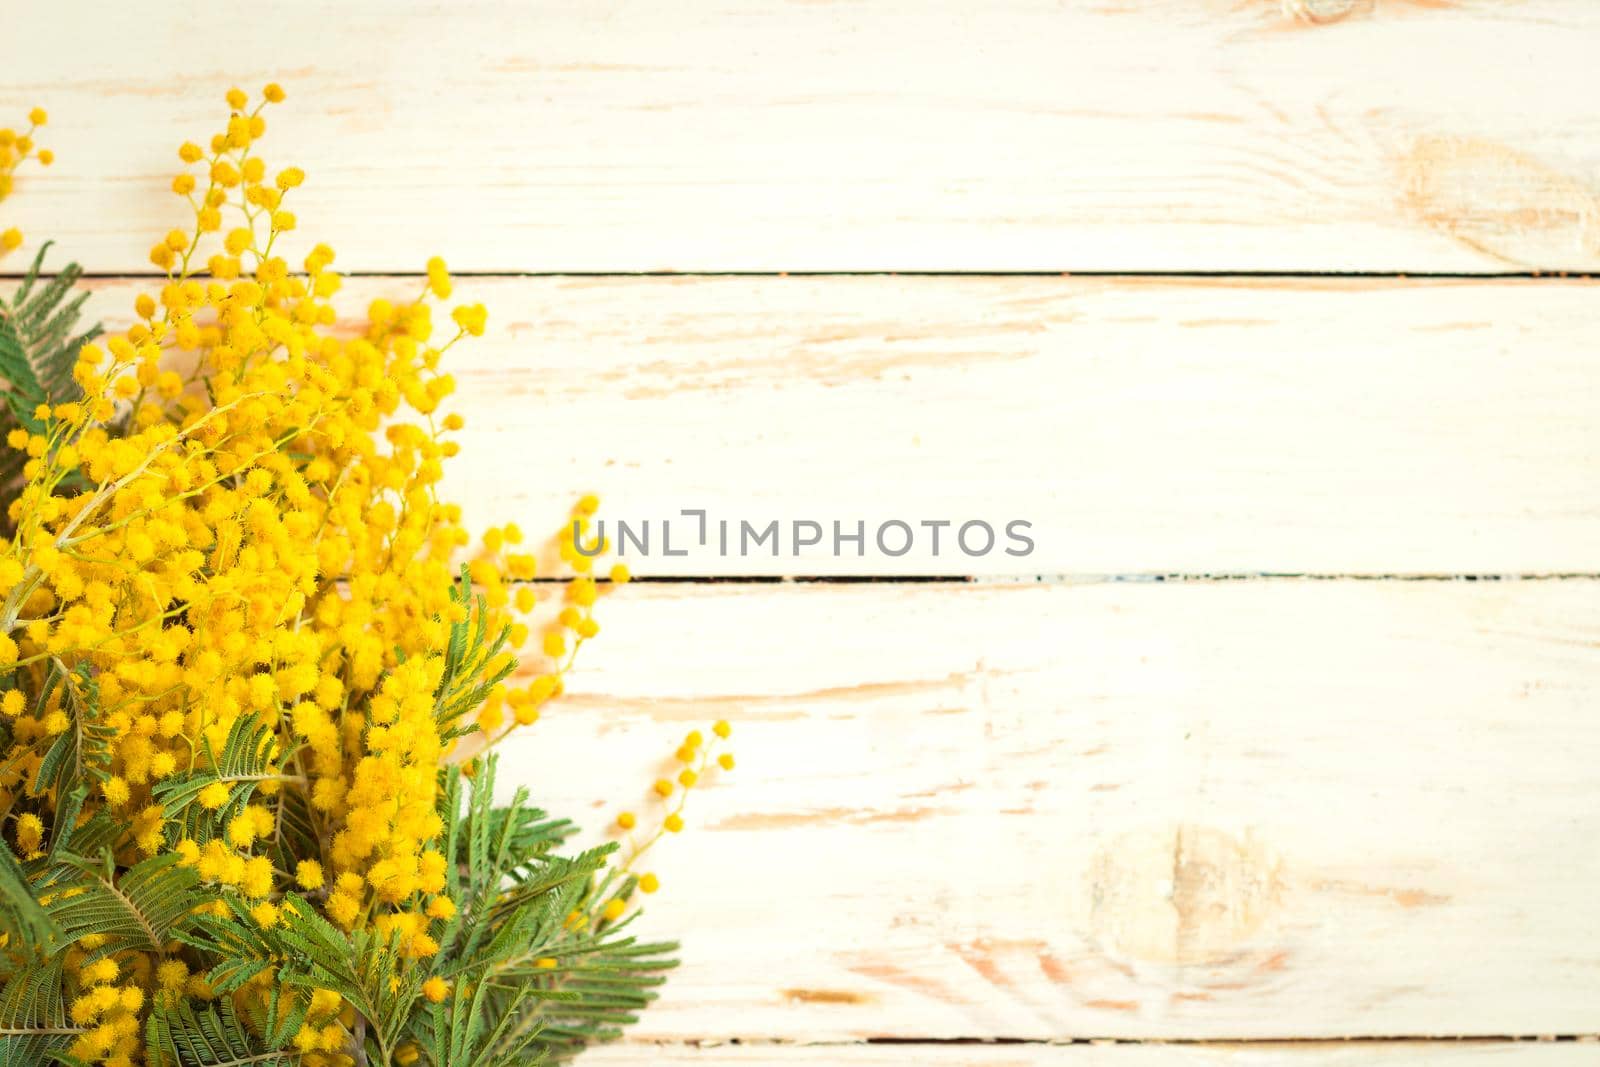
[601,1036,1600,1047]
[3,271,1596,281]
[578,1037,1600,1065]
[561,573,1600,585]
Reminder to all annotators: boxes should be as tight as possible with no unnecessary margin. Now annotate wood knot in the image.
[1281,0,1373,24]
[780,988,873,1006]
[1086,825,1284,965]
[1399,135,1600,269]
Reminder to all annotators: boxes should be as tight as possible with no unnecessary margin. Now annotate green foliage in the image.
[0,747,674,1066]
[32,852,202,957]
[421,759,678,1064]
[151,713,283,841]
[173,895,278,996]
[0,840,56,953]
[169,756,678,1065]
[32,663,113,857]
[0,956,77,1066]
[0,243,100,489]
[422,979,542,1067]
[144,994,304,1067]
[435,568,518,743]
[0,714,671,1065]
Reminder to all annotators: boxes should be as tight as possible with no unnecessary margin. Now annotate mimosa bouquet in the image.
[0,88,729,1066]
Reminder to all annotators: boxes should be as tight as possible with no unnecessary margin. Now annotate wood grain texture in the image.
[7,6,1596,1060]
[583,1041,1600,1066]
[4,1,1600,273]
[492,580,1600,1041]
[75,275,1600,576]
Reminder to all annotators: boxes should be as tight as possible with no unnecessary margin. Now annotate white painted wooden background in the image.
[6,1,1600,1063]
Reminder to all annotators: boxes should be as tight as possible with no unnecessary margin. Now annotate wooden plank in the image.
[491,580,1600,1041]
[581,1043,1600,1066]
[4,1,1600,273]
[74,275,1600,576]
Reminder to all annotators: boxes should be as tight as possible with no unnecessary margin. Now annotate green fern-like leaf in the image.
[173,894,280,995]
[150,713,286,842]
[267,895,423,1063]
[31,851,201,955]
[15,660,116,863]
[144,994,305,1067]
[434,569,516,742]
[476,876,677,1063]
[412,757,678,1065]
[32,661,112,792]
[0,243,100,489]
[0,956,81,1066]
[423,980,544,1067]
[0,839,57,955]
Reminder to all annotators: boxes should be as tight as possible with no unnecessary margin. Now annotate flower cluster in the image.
[0,106,52,258]
[0,86,727,1067]
[613,720,735,897]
